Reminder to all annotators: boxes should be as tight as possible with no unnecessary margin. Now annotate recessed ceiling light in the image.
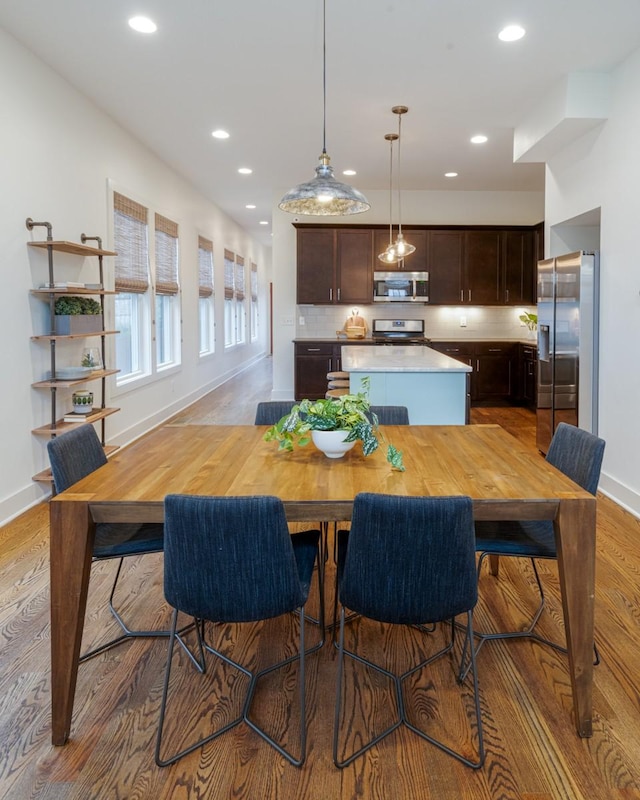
[470,134,488,144]
[342,169,356,176]
[259,220,269,226]
[498,24,525,42]
[211,129,230,139]
[245,204,256,209]
[128,16,157,33]
[444,172,458,178]
[238,167,252,175]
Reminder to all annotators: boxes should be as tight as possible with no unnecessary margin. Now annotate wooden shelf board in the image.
[31,330,119,341]
[31,407,120,436]
[32,444,120,483]
[28,241,116,257]
[32,369,120,388]
[31,288,115,296]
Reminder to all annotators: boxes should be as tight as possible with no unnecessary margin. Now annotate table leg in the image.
[554,496,597,738]
[50,499,95,745]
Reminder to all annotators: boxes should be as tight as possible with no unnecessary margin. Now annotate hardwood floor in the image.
[2,355,640,799]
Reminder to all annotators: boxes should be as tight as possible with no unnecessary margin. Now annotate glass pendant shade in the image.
[378,244,399,264]
[393,232,415,258]
[278,0,370,217]
[279,152,370,216]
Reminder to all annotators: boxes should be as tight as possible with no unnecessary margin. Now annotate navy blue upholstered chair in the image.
[333,493,485,769]
[47,425,171,663]
[472,422,606,661]
[367,405,410,425]
[331,405,409,569]
[155,494,323,768]
[254,401,296,425]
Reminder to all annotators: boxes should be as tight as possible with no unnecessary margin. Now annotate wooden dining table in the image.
[49,423,597,745]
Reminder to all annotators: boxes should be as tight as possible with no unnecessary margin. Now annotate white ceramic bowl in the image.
[311,429,356,459]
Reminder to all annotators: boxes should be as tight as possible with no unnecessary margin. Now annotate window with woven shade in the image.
[250,261,259,341]
[235,255,246,344]
[154,214,179,296]
[198,236,215,355]
[224,249,236,347]
[114,192,149,294]
[113,192,151,382]
[154,213,181,369]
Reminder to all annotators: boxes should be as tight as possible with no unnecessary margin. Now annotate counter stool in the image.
[326,370,350,399]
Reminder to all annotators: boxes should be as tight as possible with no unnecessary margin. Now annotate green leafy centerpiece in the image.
[519,311,538,331]
[263,382,405,471]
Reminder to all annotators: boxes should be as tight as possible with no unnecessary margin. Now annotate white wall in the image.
[271,188,544,399]
[0,28,271,524]
[545,47,640,516]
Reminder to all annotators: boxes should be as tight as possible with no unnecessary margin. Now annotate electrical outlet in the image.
[299,316,305,325]
[460,316,467,327]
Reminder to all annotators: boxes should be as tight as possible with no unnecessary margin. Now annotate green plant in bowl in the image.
[519,311,538,331]
[263,379,405,470]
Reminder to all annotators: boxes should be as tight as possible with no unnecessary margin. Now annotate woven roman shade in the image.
[235,256,245,302]
[198,236,214,298]
[114,192,150,293]
[224,249,235,300]
[155,214,179,296]
[250,262,258,301]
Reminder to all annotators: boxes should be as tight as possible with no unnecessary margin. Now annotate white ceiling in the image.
[3,0,640,247]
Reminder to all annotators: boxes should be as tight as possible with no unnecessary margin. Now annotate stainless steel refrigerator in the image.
[536,251,599,453]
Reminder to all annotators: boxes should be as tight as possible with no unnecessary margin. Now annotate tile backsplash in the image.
[296,304,537,340]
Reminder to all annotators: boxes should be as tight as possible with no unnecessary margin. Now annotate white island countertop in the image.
[342,345,472,373]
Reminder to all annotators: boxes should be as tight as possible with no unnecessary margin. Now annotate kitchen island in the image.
[342,345,472,425]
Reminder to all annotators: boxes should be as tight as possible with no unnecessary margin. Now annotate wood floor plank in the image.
[1,356,640,798]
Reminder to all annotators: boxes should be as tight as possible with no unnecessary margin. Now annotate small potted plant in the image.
[263,381,405,470]
[519,311,538,335]
[54,296,103,335]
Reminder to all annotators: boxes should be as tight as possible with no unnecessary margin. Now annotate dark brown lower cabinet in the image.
[430,341,516,405]
[518,343,537,409]
[473,343,515,402]
[294,343,336,400]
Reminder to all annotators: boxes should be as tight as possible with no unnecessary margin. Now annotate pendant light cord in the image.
[397,111,403,237]
[322,0,327,156]
[388,138,394,245]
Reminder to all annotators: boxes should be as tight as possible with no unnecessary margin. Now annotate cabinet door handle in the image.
[488,348,501,352]
[308,348,321,352]
[337,287,341,301]
[476,359,480,371]
[468,289,472,302]
[460,290,464,303]
[447,348,460,352]
[505,289,510,302]
[329,288,333,301]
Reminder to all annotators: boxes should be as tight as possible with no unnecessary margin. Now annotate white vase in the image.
[311,429,356,459]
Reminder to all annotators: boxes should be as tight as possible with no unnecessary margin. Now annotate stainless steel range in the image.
[371,318,430,345]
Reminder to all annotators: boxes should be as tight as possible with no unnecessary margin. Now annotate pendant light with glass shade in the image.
[378,132,400,264]
[278,0,370,216]
[385,105,416,264]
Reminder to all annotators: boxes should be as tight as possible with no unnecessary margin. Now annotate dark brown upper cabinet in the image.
[295,223,539,306]
[427,230,465,304]
[296,225,373,305]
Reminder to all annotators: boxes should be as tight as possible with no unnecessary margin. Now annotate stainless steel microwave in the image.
[373,271,429,302]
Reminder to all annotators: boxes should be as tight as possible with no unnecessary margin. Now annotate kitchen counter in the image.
[342,345,470,425]
[292,337,373,344]
[342,345,472,373]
